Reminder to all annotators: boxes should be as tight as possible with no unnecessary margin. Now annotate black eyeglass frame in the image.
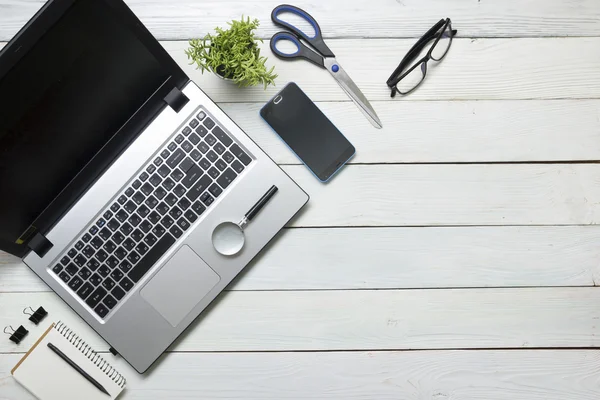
[386,18,457,97]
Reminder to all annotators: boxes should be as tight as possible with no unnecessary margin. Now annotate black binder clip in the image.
[4,325,29,344]
[23,306,48,325]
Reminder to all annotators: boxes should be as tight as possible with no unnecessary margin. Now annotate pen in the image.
[47,342,110,396]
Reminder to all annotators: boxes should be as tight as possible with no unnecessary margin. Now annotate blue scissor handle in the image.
[271,4,335,58]
[270,31,325,68]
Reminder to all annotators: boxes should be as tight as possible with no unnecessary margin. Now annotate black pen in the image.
[47,342,110,396]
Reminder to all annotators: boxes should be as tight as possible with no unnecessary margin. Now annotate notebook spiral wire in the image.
[55,321,127,388]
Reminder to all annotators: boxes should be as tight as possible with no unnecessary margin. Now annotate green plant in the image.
[186,17,277,88]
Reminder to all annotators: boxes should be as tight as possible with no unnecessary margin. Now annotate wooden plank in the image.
[282,164,600,227]
[1,288,599,353]
[2,351,600,399]
[3,0,600,41]
[221,100,600,164]
[3,226,600,292]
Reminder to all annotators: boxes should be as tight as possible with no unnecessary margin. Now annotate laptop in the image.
[0,0,308,373]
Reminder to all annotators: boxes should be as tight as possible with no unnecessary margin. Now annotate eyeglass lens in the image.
[431,22,453,61]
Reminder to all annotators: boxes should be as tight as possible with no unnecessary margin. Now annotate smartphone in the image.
[260,83,355,182]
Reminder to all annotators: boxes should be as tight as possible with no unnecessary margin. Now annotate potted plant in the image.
[186,16,277,88]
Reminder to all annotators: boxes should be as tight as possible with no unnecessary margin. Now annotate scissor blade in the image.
[324,58,382,129]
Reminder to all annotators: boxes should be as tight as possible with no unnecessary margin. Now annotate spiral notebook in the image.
[11,322,126,400]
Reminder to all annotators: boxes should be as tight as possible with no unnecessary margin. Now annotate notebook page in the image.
[12,324,125,400]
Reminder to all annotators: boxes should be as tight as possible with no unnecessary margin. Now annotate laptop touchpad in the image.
[140,245,221,327]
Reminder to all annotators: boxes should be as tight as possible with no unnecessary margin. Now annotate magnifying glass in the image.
[212,185,279,256]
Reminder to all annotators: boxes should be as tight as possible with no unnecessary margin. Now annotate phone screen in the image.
[260,83,355,181]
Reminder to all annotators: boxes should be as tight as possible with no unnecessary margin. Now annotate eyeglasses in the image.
[386,18,456,98]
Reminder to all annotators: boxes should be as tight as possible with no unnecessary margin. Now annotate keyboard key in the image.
[99,228,112,241]
[167,148,185,168]
[118,195,127,205]
[107,218,121,232]
[61,256,70,266]
[153,155,164,166]
[148,211,161,224]
[74,240,84,251]
[169,207,183,220]
[143,233,157,246]
[175,134,184,144]
[119,260,132,273]
[173,184,186,197]
[198,141,209,154]
[74,254,87,267]
[127,251,141,265]
[125,188,134,197]
[96,249,108,263]
[206,150,218,162]
[214,142,226,155]
[86,287,107,308]
[217,168,237,189]
[102,278,116,291]
[128,214,142,227]
[137,205,150,218]
[103,240,116,253]
[124,200,137,214]
[158,164,171,178]
[112,286,126,301]
[68,248,77,258]
[212,126,233,146]
[86,259,100,271]
[141,182,154,196]
[198,158,211,170]
[149,174,163,187]
[215,159,227,171]
[116,209,129,222]
[132,192,145,205]
[66,263,79,276]
[77,282,94,300]
[115,247,127,260]
[132,179,142,189]
[95,303,109,318]
[170,225,183,238]
[128,234,176,283]
[103,295,117,310]
[112,232,125,245]
[190,149,202,161]
[184,209,198,223]
[106,256,119,269]
[131,229,144,242]
[162,178,175,191]
[184,124,194,134]
[152,224,166,238]
[78,266,92,279]
[209,183,223,197]
[82,245,95,258]
[179,157,195,173]
[98,265,110,277]
[207,167,220,179]
[186,176,212,201]
[68,276,83,291]
[52,264,63,274]
[82,233,93,243]
[189,133,200,145]
[161,215,174,228]
[120,277,134,291]
[171,168,184,182]
[204,117,215,129]
[230,144,252,165]
[146,164,156,174]
[59,271,71,283]
[154,187,167,200]
[89,225,99,235]
[120,222,133,235]
[223,151,235,164]
[196,125,208,137]
[205,134,217,146]
[197,111,206,120]
[156,202,170,215]
[135,242,149,256]
[182,165,203,188]
[89,273,103,286]
[178,198,191,210]
[110,203,120,212]
[160,149,170,159]
[123,238,136,251]
[201,193,214,207]
[145,195,159,209]
[177,218,190,231]
[139,172,149,182]
[91,237,104,250]
[140,220,152,233]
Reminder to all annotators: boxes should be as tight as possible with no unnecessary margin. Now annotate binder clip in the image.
[4,325,29,344]
[23,306,48,325]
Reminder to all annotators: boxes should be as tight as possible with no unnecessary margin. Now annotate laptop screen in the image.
[0,0,179,255]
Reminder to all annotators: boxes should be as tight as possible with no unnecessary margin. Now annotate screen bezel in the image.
[317,144,355,182]
[0,0,188,257]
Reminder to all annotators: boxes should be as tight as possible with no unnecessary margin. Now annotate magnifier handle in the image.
[246,185,279,222]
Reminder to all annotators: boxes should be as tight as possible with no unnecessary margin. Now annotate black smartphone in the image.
[260,83,355,182]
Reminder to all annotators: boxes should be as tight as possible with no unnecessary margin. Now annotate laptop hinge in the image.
[27,232,53,258]
[164,87,189,113]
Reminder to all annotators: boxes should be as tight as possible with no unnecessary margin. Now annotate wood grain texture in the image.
[3,0,600,41]
[283,164,600,227]
[3,226,600,292]
[2,350,600,399]
[222,100,600,164]
[1,289,599,353]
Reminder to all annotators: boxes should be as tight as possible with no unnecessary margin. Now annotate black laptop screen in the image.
[0,0,172,251]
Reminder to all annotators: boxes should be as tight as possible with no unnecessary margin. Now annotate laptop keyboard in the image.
[50,109,253,319]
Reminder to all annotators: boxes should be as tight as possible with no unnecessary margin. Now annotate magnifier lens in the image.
[212,222,245,256]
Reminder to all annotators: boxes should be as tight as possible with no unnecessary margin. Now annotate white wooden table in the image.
[3,1,600,398]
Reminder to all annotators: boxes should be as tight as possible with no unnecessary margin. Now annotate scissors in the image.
[270,4,383,129]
